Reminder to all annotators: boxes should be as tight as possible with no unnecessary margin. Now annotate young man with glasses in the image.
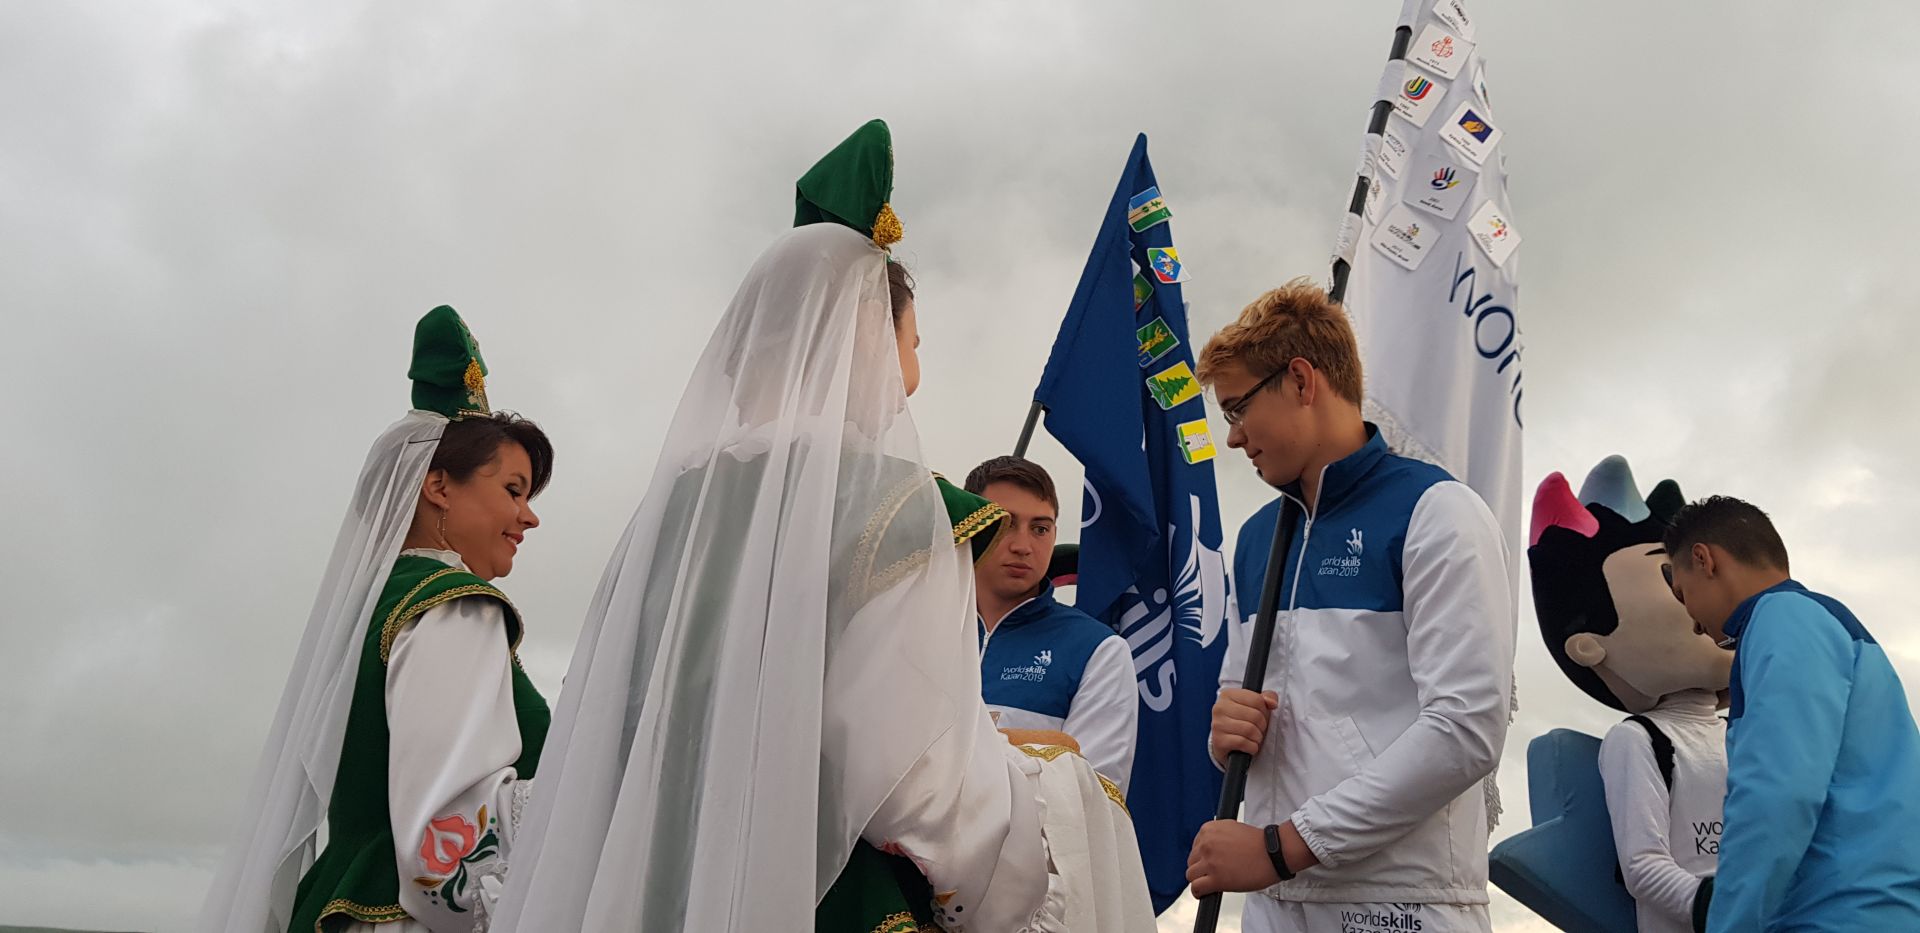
[1182,278,1514,933]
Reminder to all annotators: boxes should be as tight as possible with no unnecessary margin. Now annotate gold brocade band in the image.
[1017,744,1131,815]
[951,503,1008,546]
[314,898,407,933]
[379,570,524,664]
[871,910,919,933]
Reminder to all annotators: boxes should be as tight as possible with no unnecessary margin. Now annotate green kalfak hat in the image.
[409,305,491,420]
[794,119,903,250]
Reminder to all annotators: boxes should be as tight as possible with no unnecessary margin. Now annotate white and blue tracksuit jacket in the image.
[1220,425,1514,905]
[979,580,1139,794]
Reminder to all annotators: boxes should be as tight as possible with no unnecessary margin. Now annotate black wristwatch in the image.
[1263,823,1296,882]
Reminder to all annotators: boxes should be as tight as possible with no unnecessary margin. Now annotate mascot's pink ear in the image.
[1530,471,1599,546]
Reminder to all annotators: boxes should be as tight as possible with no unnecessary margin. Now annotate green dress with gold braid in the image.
[814,477,1008,933]
[280,305,550,933]
[286,554,551,933]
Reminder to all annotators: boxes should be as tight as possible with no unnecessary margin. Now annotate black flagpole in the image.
[1012,399,1047,458]
[1190,20,1412,933]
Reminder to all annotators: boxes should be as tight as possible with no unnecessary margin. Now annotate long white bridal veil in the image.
[493,224,998,931]
[199,411,445,933]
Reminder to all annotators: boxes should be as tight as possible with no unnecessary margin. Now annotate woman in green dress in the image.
[200,306,557,933]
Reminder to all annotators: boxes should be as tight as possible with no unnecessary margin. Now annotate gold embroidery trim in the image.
[951,502,1007,545]
[379,572,524,663]
[1015,744,1130,815]
[851,471,937,601]
[871,910,918,933]
[1017,743,1076,762]
[1096,773,1130,815]
[315,898,407,932]
[378,568,464,662]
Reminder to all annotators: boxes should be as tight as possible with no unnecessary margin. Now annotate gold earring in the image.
[436,509,452,550]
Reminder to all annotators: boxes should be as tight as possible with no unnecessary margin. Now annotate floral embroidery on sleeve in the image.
[412,805,503,914]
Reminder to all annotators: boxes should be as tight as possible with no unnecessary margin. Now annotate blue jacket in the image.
[979,580,1139,793]
[1708,580,1920,931]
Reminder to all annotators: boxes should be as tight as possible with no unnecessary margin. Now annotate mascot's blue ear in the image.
[1579,455,1650,522]
[1489,730,1638,933]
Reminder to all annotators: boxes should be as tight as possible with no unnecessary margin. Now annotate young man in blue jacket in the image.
[966,456,1139,794]
[1663,495,1920,931]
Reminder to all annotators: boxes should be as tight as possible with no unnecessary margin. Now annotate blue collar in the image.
[1279,422,1387,511]
[1722,578,1804,642]
[990,579,1059,630]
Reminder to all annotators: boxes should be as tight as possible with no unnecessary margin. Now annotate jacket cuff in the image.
[1287,807,1339,869]
[1691,875,1714,933]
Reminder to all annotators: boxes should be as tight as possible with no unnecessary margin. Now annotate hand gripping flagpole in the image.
[1190,19,1413,933]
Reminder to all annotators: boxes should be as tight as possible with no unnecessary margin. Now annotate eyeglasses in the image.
[1220,361,1298,426]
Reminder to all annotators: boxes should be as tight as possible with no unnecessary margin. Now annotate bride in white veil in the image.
[493,122,1152,932]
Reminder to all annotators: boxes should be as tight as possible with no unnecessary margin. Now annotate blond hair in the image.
[1196,276,1363,405]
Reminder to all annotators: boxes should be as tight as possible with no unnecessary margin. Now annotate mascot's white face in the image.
[1565,544,1732,713]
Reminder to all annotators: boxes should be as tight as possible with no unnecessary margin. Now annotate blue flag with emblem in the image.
[1033,135,1231,914]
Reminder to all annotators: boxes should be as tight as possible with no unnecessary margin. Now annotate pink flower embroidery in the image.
[420,812,479,874]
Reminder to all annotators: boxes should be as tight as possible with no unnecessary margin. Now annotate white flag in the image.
[1338,0,1524,547]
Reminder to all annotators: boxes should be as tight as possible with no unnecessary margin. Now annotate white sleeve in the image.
[1599,722,1703,923]
[862,706,1050,933]
[1061,636,1139,796]
[1290,481,1515,866]
[387,596,531,932]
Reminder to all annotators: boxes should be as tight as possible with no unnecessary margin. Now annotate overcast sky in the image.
[4,1,1918,931]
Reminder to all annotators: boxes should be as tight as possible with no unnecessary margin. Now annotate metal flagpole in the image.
[1191,19,1413,933]
[1012,399,1047,458]
[1329,23,1416,303]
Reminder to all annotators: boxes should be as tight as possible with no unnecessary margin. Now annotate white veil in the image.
[198,410,447,933]
[493,224,1031,930]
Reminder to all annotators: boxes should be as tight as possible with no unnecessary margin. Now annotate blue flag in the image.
[1034,135,1231,914]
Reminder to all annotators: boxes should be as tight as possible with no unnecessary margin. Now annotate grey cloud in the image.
[4,1,1917,931]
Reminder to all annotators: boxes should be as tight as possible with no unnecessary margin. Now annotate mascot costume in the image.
[1490,456,1731,933]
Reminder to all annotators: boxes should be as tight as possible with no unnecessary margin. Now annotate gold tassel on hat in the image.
[871,203,904,250]
[463,359,490,413]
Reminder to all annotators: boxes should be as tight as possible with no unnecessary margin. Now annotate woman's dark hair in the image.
[885,260,915,322]
[432,411,554,496]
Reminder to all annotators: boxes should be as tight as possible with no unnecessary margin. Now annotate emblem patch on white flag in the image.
[1391,68,1448,128]
[1434,0,1476,40]
[1406,155,1478,220]
[1467,200,1522,266]
[1410,24,1474,80]
[1440,103,1503,164]
[1370,203,1441,271]
[1379,121,1413,178]
[1365,174,1393,224]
